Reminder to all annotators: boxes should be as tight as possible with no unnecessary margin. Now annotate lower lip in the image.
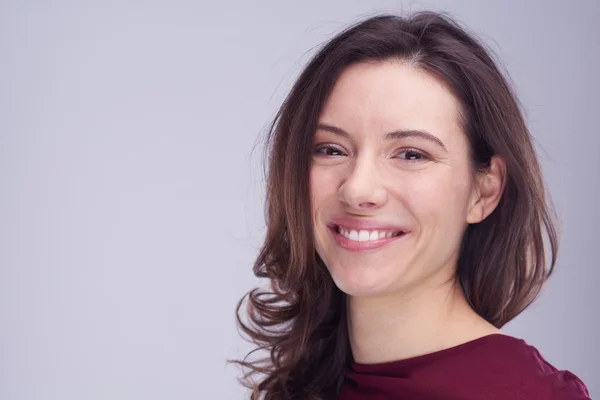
[329,226,407,252]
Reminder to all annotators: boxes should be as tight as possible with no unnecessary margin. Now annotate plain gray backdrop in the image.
[1,0,598,399]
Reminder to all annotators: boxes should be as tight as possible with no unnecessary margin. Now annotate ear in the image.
[466,155,507,224]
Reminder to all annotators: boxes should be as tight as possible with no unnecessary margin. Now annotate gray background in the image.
[1,0,598,399]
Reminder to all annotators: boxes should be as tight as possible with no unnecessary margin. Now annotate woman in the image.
[234,11,591,400]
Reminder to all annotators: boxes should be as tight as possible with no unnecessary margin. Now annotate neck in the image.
[347,277,501,364]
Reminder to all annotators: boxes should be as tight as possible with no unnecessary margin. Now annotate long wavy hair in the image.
[233,11,558,400]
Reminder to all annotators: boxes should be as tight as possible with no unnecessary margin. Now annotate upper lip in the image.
[326,215,409,232]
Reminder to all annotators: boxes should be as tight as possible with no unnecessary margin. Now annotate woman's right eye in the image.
[313,144,346,157]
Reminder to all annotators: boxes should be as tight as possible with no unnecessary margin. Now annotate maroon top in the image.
[339,334,590,400]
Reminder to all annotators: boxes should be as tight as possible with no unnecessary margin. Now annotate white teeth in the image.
[338,226,401,242]
[358,230,370,242]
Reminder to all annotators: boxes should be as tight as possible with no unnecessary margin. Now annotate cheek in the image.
[401,168,473,229]
[309,165,340,213]
[309,166,342,258]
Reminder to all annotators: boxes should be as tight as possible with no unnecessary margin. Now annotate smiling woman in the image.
[311,62,491,300]
[233,11,591,400]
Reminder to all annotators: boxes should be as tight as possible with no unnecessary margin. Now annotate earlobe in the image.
[466,156,506,224]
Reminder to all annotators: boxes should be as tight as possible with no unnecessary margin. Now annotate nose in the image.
[338,155,388,210]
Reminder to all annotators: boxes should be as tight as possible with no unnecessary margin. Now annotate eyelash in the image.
[312,144,430,162]
[313,144,347,157]
[396,148,430,162]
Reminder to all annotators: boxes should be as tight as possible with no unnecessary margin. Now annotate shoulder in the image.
[525,342,591,400]
[542,370,592,400]
[475,334,591,400]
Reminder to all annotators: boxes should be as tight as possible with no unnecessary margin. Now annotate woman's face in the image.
[310,60,481,298]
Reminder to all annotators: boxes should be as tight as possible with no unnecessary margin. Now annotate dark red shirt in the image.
[339,334,590,400]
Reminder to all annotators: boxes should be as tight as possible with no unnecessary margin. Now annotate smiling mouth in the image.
[333,225,405,242]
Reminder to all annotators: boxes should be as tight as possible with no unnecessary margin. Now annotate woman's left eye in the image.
[396,149,429,161]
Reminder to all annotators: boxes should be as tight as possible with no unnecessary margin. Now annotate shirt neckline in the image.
[350,333,525,373]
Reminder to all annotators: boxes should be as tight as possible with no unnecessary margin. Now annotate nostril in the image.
[358,201,378,208]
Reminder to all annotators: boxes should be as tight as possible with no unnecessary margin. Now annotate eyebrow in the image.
[316,123,448,152]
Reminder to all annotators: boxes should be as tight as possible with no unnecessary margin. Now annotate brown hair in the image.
[232,11,558,400]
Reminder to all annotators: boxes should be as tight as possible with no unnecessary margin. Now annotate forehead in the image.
[319,60,464,140]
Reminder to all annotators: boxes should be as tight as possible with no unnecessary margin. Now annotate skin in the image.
[310,60,507,363]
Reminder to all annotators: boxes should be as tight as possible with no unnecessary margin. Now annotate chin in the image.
[334,279,393,298]
[328,263,397,298]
